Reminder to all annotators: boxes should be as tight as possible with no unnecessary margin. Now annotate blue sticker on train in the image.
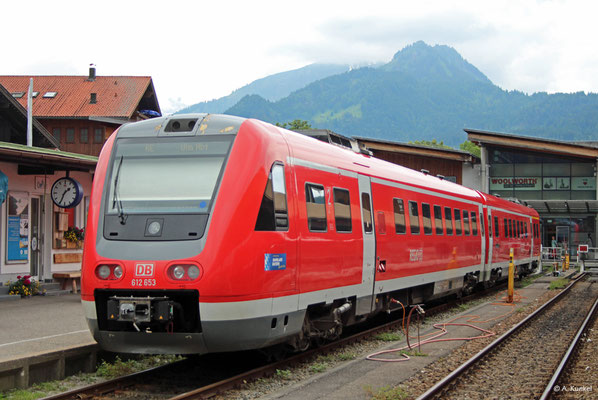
[264,253,286,271]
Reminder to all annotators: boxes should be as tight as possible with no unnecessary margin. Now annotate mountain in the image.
[176,63,350,114]
[224,41,598,146]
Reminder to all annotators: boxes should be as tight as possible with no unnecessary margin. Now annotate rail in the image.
[416,273,587,400]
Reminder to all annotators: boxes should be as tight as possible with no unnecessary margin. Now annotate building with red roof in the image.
[0,66,161,156]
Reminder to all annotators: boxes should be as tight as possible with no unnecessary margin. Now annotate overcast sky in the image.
[3,0,597,114]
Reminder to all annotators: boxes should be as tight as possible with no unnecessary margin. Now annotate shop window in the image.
[393,198,406,234]
[333,188,352,232]
[434,205,443,235]
[572,163,594,176]
[306,183,326,232]
[409,201,420,235]
[445,207,453,235]
[422,203,432,235]
[454,209,462,235]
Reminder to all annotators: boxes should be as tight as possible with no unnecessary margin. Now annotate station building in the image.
[467,128,598,255]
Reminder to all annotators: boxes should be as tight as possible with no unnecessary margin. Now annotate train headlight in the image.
[173,266,185,280]
[97,265,111,279]
[187,265,200,280]
[96,264,124,280]
[167,263,202,281]
[113,265,124,279]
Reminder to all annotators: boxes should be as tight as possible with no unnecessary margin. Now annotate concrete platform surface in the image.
[263,277,571,400]
[0,294,95,363]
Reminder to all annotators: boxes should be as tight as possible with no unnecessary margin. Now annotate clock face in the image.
[51,177,83,208]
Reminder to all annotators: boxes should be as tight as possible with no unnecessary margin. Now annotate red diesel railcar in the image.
[81,114,540,354]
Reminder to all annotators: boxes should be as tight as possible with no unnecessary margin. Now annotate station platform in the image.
[0,293,98,390]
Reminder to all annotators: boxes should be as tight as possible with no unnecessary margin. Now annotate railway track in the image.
[39,282,511,400]
[417,274,598,400]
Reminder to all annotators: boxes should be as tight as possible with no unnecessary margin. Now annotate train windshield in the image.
[106,136,234,214]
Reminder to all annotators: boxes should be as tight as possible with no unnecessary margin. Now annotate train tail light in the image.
[167,264,202,281]
[96,264,124,280]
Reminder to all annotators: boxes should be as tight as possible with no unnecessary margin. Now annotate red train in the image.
[81,114,540,354]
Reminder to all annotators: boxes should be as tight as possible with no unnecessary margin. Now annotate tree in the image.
[459,140,481,157]
[408,139,452,150]
[275,119,312,130]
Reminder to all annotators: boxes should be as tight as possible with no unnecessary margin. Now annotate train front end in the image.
[81,114,247,354]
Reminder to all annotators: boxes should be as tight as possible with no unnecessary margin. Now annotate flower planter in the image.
[66,241,81,249]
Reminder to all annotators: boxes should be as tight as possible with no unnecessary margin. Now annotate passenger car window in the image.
[409,201,420,234]
[454,209,462,235]
[393,198,406,234]
[434,205,443,235]
[361,193,373,233]
[306,183,326,232]
[445,207,453,235]
[333,188,352,232]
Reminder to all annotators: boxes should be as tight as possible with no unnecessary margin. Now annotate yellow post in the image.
[565,252,570,270]
[508,248,514,303]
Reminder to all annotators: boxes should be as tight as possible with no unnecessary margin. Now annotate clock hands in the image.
[59,187,71,204]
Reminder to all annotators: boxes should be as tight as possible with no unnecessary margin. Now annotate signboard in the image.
[264,253,286,271]
[571,177,596,191]
[6,191,29,262]
[490,177,541,191]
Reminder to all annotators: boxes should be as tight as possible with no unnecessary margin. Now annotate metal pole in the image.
[508,248,514,303]
[27,78,33,147]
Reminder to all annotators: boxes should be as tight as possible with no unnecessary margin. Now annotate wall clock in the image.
[51,177,83,208]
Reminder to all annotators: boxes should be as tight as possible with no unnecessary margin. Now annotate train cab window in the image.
[361,193,373,233]
[333,188,352,232]
[306,183,327,232]
[494,216,499,237]
[471,212,478,235]
[445,207,453,235]
[454,209,462,235]
[393,198,406,234]
[463,210,470,235]
[409,201,420,234]
[255,163,288,231]
[422,203,432,235]
[434,205,443,235]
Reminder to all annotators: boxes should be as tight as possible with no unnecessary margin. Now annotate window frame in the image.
[305,182,327,232]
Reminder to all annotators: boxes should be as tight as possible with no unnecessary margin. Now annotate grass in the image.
[275,369,292,380]
[0,355,181,400]
[549,278,569,290]
[374,332,402,342]
[363,384,409,400]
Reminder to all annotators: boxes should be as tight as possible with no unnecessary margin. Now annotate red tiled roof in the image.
[0,75,156,119]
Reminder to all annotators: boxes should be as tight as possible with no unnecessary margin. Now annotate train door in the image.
[30,196,43,281]
[483,206,491,277]
[356,174,376,315]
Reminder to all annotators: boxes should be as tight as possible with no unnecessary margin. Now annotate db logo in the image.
[135,263,154,277]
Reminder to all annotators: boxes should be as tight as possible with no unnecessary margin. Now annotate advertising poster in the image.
[7,191,29,262]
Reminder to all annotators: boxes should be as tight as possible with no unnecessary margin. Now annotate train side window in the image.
[422,203,432,235]
[333,188,352,232]
[494,216,499,237]
[525,222,528,238]
[509,219,513,238]
[503,219,508,238]
[306,183,327,232]
[361,193,373,233]
[434,205,443,235]
[471,212,478,235]
[445,207,453,235]
[488,215,492,237]
[454,209,462,235]
[463,210,470,235]
[393,198,406,234]
[255,163,288,231]
[409,201,420,234]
